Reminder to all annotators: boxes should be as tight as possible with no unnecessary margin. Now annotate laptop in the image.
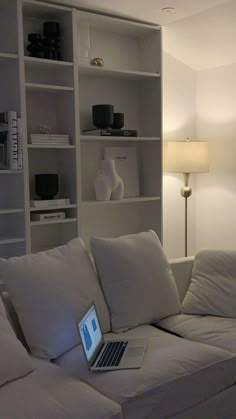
[78,302,147,371]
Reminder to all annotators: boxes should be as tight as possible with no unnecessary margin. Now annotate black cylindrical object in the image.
[111,112,124,129]
[35,174,59,200]
[43,22,60,39]
[92,104,114,129]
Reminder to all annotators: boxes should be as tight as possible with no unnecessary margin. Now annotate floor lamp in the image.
[165,139,209,257]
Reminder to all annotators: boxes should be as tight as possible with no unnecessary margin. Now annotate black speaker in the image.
[35,174,59,200]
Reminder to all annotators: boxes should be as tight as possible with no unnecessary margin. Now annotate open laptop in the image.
[77,302,147,371]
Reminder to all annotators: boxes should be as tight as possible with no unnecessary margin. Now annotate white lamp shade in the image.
[165,141,209,173]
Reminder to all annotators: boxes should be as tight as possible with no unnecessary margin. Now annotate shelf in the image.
[82,197,161,206]
[0,170,23,175]
[24,56,73,68]
[30,218,77,226]
[0,52,18,61]
[0,237,25,245]
[77,10,160,37]
[0,209,24,214]
[30,204,77,212]
[28,144,75,149]
[25,83,74,93]
[23,0,72,18]
[80,135,160,142]
[78,64,160,81]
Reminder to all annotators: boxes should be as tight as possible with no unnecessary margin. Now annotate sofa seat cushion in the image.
[54,325,236,419]
[0,238,110,360]
[0,362,122,419]
[159,314,236,354]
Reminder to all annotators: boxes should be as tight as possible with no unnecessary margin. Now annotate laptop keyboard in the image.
[96,341,128,368]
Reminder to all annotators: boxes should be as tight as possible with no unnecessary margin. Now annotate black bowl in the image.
[111,112,124,129]
[35,174,59,200]
[92,104,114,129]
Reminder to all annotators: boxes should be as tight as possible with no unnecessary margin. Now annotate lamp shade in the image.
[165,140,209,173]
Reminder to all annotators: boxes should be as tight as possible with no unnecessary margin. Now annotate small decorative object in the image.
[111,113,124,129]
[94,159,124,201]
[42,22,61,61]
[104,147,140,197]
[26,33,43,58]
[78,23,91,64]
[92,104,114,129]
[90,57,104,67]
[35,174,59,200]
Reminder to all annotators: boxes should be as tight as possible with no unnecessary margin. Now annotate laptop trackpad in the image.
[126,347,146,358]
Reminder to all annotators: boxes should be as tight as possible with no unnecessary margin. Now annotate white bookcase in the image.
[0,0,162,257]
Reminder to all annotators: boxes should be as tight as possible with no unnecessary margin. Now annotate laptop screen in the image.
[78,304,103,362]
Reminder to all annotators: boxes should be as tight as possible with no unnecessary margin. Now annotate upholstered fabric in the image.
[0,298,33,387]
[182,250,236,317]
[0,238,110,360]
[0,362,122,419]
[159,314,236,354]
[55,325,236,419]
[91,231,180,332]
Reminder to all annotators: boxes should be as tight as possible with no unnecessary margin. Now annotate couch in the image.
[0,232,236,419]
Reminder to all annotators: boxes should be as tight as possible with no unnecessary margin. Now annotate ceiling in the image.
[163,0,236,70]
[48,0,228,25]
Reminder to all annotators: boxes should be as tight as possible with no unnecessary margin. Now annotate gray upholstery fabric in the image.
[55,325,236,419]
[91,231,180,332]
[159,314,236,354]
[182,250,236,317]
[0,362,122,419]
[0,298,33,387]
[0,238,110,360]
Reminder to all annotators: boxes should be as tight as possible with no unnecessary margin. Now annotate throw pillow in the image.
[182,249,236,317]
[0,238,110,360]
[91,230,180,332]
[0,297,32,386]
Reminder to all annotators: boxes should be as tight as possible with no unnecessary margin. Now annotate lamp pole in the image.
[180,173,192,257]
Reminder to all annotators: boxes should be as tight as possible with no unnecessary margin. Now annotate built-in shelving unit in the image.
[0,0,162,257]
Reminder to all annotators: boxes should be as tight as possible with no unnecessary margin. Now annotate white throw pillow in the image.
[0,238,110,360]
[0,297,32,386]
[91,231,180,332]
[182,250,236,317]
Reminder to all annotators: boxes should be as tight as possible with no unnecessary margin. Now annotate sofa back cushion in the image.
[182,249,236,317]
[0,238,110,360]
[91,230,180,332]
[0,297,32,386]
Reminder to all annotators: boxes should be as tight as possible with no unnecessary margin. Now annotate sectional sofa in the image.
[0,231,236,419]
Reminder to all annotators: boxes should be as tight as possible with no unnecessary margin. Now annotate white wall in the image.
[195,62,236,250]
[163,52,197,258]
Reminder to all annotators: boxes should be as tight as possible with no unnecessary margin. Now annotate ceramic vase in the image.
[94,159,124,201]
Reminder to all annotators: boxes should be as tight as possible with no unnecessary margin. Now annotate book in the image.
[31,211,66,221]
[17,118,23,170]
[30,198,71,208]
[82,129,138,137]
[104,146,140,197]
[0,111,17,170]
[29,134,70,145]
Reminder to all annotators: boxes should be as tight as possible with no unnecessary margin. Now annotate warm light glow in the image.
[165,140,209,173]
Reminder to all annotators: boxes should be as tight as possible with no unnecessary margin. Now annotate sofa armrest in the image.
[169,257,194,303]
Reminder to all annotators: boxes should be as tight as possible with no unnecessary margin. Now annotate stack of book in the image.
[29,134,70,146]
[0,111,23,171]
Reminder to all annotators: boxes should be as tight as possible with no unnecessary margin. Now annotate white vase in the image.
[94,159,124,201]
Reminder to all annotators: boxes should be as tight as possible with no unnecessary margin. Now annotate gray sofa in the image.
[0,234,236,419]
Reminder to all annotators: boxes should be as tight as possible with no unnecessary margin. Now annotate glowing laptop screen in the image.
[78,304,103,362]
